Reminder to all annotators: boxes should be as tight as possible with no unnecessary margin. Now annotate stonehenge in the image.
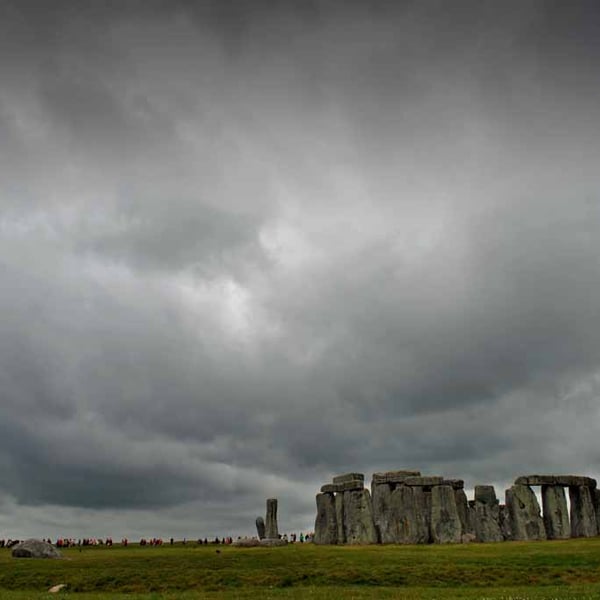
[314,471,600,546]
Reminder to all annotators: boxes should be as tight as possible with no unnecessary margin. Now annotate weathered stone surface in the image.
[506,484,546,541]
[542,485,570,539]
[454,488,472,535]
[430,485,462,543]
[314,493,338,545]
[411,486,432,543]
[499,505,512,540]
[594,489,600,533]
[442,479,465,490]
[569,485,599,538]
[260,538,288,547]
[333,473,365,485]
[473,486,503,542]
[255,516,266,540]
[335,492,345,544]
[12,539,62,559]
[383,485,429,544]
[265,498,279,540]
[515,475,597,489]
[403,476,444,487]
[342,489,377,544]
[233,538,261,547]
[371,471,421,484]
[372,482,392,543]
[475,485,498,505]
[320,480,363,493]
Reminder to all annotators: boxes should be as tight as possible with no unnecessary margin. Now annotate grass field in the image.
[2,538,600,599]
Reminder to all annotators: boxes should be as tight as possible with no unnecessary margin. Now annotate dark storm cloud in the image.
[1,0,600,537]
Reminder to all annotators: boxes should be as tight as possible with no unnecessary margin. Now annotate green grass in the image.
[1,538,600,598]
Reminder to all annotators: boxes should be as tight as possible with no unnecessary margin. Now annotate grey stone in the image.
[404,476,444,487]
[473,486,503,542]
[385,485,429,544]
[515,475,597,489]
[475,485,498,505]
[442,479,465,490]
[342,489,377,544]
[335,492,345,544]
[233,538,261,547]
[371,471,421,485]
[321,481,363,492]
[542,485,570,540]
[12,539,62,559]
[430,485,462,544]
[411,486,432,544]
[454,488,472,535]
[255,516,266,540]
[313,493,337,545]
[259,538,288,547]
[371,482,392,544]
[333,473,365,485]
[569,485,599,538]
[265,498,279,540]
[506,484,546,541]
[499,505,512,540]
[594,489,600,533]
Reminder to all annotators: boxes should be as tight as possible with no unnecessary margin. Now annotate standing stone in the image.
[569,485,599,538]
[265,498,279,539]
[430,484,462,543]
[454,489,472,536]
[506,484,546,541]
[383,485,424,544]
[594,489,600,533]
[255,516,266,540]
[499,505,512,540]
[372,482,392,544]
[335,492,345,544]
[314,493,337,545]
[542,485,570,540]
[342,489,377,544]
[473,485,503,542]
[410,486,432,544]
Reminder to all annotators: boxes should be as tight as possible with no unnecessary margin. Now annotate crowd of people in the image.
[1,532,315,548]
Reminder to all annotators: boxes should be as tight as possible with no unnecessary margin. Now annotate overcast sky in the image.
[1,0,600,540]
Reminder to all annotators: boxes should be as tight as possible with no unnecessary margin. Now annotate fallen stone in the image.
[542,485,570,539]
[506,484,546,541]
[12,539,62,559]
[342,489,377,544]
[255,516,266,540]
[371,470,421,485]
[265,498,279,540]
[259,538,288,547]
[403,476,444,487]
[233,538,261,547]
[333,473,365,485]
[515,475,597,489]
[430,484,462,543]
[314,493,338,545]
[570,485,599,538]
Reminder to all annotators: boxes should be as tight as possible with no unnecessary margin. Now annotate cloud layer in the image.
[1,0,600,539]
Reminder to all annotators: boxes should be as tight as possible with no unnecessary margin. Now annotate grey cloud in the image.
[1,0,600,538]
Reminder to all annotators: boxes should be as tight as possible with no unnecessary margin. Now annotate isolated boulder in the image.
[12,539,62,559]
